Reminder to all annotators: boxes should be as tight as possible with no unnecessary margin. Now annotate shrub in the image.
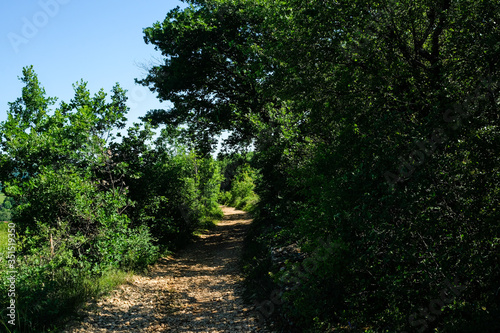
[95,225,159,271]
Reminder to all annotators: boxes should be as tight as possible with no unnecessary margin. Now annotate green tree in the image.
[0,67,158,331]
[110,122,224,249]
[0,68,129,237]
[136,0,270,154]
[140,1,500,331]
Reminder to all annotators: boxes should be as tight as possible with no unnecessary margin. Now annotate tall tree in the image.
[136,0,272,154]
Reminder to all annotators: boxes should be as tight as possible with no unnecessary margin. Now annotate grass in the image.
[91,269,135,298]
[193,218,219,236]
[0,227,135,333]
[192,205,224,236]
[0,267,135,333]
[60,269,135,331]
[0,222,9,256]
[0,320,13,333]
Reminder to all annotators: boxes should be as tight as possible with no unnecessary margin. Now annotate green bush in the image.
[0,68,167,331]
[96,225,159,271]
[218,191,233,205]
[218,159,259,211]
[0,239,90,331]
[0,248,132,332]
[0,209,11,222]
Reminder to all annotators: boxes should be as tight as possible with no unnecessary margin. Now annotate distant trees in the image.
[110,122,224,248]
[139,0,500,331]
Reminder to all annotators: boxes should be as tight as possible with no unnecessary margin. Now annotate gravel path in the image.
[63,206,267,332]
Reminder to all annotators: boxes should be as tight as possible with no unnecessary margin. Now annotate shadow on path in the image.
[63,206,267,333]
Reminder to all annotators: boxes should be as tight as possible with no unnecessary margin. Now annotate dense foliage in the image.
[139,0,500,332]
[0,66,224,331]
[0,196,14,222]
[218,153,259,211]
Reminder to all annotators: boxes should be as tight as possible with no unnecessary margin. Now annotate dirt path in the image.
[63,206,267,332]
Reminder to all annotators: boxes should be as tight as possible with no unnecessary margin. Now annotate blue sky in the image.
[0,0,186,126]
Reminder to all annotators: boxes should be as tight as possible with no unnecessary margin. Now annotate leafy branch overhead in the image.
[136,1,271,153]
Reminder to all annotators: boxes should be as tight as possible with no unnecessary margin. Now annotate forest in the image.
[1,0,499,332]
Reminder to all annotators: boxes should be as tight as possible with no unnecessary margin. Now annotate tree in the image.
[0,66,162,331]
[109,121,224,249]
[136,0,272,154]
[140,0,500,331]
[0,68,130,237]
